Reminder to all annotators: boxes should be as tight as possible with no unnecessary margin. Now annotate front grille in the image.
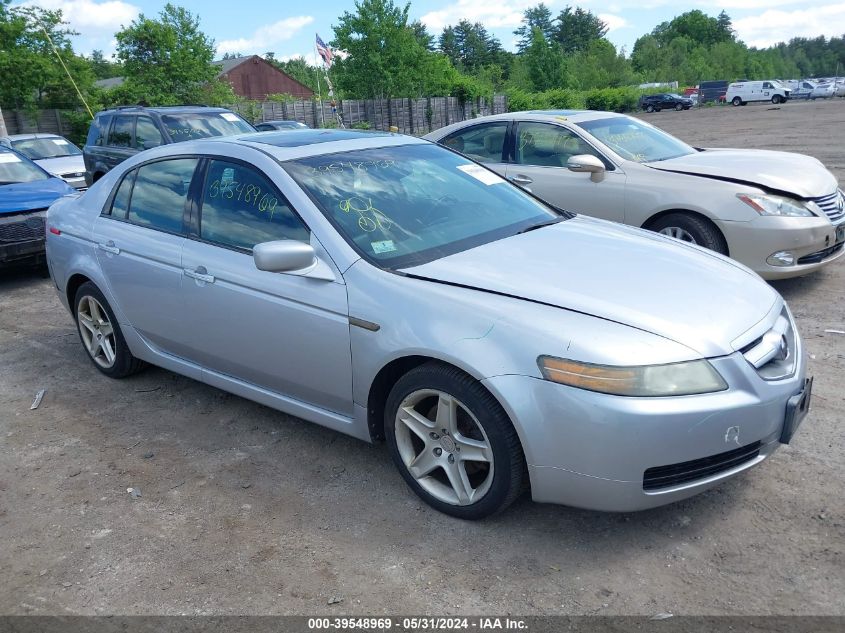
[809,191,845,223]
[797,241,845,265]
[643,441,762,491]
[0,215,46,243]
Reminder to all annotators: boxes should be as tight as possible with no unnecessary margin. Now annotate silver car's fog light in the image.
[537,356,728,397]
[767,251,796,266]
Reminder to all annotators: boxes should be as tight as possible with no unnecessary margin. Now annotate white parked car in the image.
[726,80,790,106]
[810,82,836,99]
[0,133,87,190]
[424,110,845,279]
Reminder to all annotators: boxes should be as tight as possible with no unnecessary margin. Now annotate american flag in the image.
[316,34,333,66]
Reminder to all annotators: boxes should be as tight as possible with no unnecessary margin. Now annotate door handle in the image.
[184,266,215,284]
[510,174,533,185]
[97,241,120,255]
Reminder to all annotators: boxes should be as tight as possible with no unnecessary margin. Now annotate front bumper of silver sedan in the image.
[482,340,808,512]
[716,212,845,280]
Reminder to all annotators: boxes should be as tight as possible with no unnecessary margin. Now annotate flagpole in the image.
[314,38,325,128]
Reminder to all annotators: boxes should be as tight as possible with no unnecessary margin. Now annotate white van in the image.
[726,80,790,106]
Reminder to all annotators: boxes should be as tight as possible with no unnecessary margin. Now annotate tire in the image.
[650,212,728,255]
[384,362,526,520]
[645,105,654,113]
[771,94,782,104]
[675,103,683,111]
[74,282,144,378]
[732,96,742,106]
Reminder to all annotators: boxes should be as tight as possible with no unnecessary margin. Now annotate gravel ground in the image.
[1,98,843,616]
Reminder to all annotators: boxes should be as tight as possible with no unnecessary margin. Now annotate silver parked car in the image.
[46,129,812,519]
[424,111,845,279]
[0,133,87,190]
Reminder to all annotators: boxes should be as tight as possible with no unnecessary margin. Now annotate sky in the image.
[14,0,845,61]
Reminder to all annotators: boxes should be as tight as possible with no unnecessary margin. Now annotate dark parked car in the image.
[83,106,255,186]
[254,120,308,131]
[640,93,694,112]
[0,146,75,265]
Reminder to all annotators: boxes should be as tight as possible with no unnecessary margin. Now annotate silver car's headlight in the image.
[737,193,814,217]
[538,356,728,397]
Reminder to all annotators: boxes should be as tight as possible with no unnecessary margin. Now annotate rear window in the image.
[159,112,254,142]
[88,114,111,147]
[0,151,50,185]
[11,137,82,160]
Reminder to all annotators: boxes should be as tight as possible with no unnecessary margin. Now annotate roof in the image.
[243,129,395,149]
[213,56,253,74]
[94,77,125,89]
[2,133,64,141]
[97,105,233,115]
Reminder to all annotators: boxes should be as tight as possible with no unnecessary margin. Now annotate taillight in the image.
[49,226,61,235]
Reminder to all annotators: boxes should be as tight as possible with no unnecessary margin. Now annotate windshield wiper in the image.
[516,217,564,235]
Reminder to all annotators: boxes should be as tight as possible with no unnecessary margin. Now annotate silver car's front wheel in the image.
[658,226,697,244]
[394,389,494,506]
[650,213,728,255]
[385,363,525,519]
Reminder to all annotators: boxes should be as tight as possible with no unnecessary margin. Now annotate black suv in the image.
[83,106,255,185]
[640,93,694,112]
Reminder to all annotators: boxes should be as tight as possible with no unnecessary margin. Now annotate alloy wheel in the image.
[77,295,117,368]
[659,226,697,244]
[394,389,494,506]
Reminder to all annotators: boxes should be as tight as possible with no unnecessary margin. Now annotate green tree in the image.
[0,0,94,109]
[553,6,608,55]
[525,27,563,91]
[114,3,233,105]
[513,4,556,54]
[88,49,122,80]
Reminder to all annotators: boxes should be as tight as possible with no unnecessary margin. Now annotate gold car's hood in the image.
[646,148,838,199]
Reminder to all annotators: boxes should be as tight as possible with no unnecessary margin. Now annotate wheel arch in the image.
[641,208,730,256]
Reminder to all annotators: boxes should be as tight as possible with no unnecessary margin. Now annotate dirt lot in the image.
[1,99,843,616]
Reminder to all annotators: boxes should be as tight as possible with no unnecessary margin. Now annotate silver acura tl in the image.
[46,129,812,519]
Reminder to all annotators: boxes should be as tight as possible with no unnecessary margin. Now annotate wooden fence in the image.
[0,95,508,139]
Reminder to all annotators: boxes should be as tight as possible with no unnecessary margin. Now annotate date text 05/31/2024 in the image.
[307,617,528,630]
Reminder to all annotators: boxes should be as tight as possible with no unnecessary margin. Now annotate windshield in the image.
[284,143,558,268]
[577,116,695,163]
[160,112,254,142]
[11,137,81,160]
[0,151,50,185]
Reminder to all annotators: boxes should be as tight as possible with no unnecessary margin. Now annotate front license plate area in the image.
[780,377,812,444]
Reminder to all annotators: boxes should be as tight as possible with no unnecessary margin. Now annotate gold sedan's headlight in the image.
[538,356,728,397]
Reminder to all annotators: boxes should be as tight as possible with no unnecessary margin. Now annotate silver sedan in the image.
[424,111,845,279]
[46,129,812,519]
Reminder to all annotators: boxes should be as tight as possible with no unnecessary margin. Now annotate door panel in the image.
[92,158,199,357]
[506,121,626,223]
[180,158,353,416]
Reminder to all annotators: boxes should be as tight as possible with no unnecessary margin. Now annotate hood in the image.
[34,155,85,177]
[647,148,838,198]
[401,217,779,358]
[0,177,76,215]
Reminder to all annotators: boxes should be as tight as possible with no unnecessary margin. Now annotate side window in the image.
[108,115,134,148]
[127,159,199,234]
[199,160,309,251]
[89,115,111,147]
[763,82,773,89]
[441,123,508,163]
[135,117,163,150]
[515,122,603,168]
[109,169,136,218]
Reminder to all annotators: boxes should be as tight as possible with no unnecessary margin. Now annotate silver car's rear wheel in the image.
[74,282,144,378]
[385,362,525,519]
[77,295,117,369]
[394,389,494,506]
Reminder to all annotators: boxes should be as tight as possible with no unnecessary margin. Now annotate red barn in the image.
[214,55,314,100]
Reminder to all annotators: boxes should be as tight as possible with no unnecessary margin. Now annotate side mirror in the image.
[567,154,606,182]
[253,240,317,273]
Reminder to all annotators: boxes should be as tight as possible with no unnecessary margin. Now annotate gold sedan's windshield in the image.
[577,117,696,163]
